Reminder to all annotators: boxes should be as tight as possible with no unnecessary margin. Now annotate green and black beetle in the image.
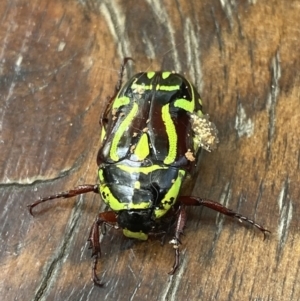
[28,58,269,286]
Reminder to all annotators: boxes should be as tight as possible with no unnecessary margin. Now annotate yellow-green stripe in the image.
[110,102,138,161]
[162,104,177,164]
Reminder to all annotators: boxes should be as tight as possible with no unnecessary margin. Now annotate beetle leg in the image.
[27,184,99,215]
[179,196,270,239]
[101,57,133,126]
[114,57,133,95]
[168,205,187,275]
[88,211,118,287]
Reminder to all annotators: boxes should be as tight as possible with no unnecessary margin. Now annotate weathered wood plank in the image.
[1,1,299,300]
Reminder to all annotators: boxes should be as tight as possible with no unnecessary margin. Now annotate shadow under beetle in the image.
[28,58,270,286]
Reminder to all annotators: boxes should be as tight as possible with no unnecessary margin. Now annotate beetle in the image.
[28,58,270,286]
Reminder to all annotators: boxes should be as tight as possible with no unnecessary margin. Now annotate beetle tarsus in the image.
[92,255,104,287]
[88,211,118,286]
[179,196,270,237]
[100,57,133,127]
[88,220,104,287]
[115,57,134,93]
[168,206,187,275]
[232,212,271,239]
[168,248,180,275]
[27,184,99,215]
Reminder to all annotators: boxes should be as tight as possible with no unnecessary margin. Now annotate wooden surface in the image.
[1,1,300,300]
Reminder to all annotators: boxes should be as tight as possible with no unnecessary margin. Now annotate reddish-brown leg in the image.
[168,205,187,275]
[101,57,133,126]
[27,184,99,215]
[88,211,118,287]
[97,57,133,166]
[179,196,270,238]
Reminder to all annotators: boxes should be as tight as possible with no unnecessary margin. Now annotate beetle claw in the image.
[93,279,105,287]
[92,273,105,287]
[27,204,34,216]
[262,229,271,241]
[91,255,105,287]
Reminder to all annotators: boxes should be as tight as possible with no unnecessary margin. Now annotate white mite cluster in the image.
[190,113,219,152]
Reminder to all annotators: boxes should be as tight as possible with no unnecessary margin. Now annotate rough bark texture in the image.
[1,1,299,300]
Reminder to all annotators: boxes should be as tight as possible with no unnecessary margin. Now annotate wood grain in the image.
[1,1,300,300]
